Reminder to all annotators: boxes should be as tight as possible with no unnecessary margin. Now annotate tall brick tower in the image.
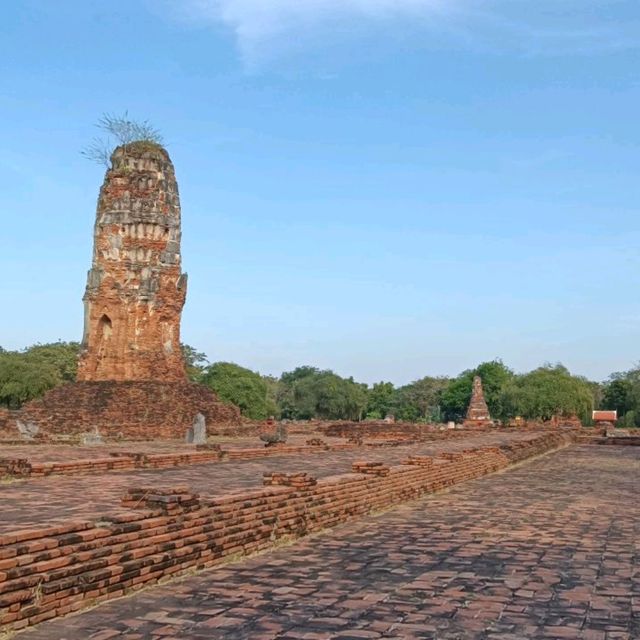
[10,141,241,440]
[463,375,494,428]
[77,143,187,381]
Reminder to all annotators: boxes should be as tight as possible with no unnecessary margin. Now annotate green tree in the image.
[392,376,449,422]
[0,352,60,408]
[21,341,81,382]
[279,367,368,420]
[262,375,281,419]
[181,343,208,382]
[501,364,594,422]
[441,360,513,422]
[602,367,640,427]
[280,366,321,386]
[366,382,395,419]
[200,362,274,420]
[0,341,81,408]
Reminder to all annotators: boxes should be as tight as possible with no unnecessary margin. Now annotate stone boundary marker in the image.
[0,431,574,633]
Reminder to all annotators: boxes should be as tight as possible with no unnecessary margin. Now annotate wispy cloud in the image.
[171,0,640,65]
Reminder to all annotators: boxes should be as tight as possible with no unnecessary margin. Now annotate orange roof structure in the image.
[592,410,617,422]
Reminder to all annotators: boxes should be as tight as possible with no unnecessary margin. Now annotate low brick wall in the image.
[319,421,447,438]
[0,442,378,479]
[0,431,573,632]
[0,438,466,479]
[577,435,640,446]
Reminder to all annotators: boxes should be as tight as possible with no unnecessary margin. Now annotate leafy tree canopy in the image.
[602,365,640,427]
[181,343,208,382]
[501,364,594,422]
[0,341,80,409]
[200,361,276,420]
[392,376,449,422]
[366,381,395,420]
[279,367,368,421]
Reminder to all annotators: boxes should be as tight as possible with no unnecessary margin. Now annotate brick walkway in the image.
[0,432,534,534]
[16,445,639,639]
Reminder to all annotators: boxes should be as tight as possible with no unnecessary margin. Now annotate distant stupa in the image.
[463,375,494,428]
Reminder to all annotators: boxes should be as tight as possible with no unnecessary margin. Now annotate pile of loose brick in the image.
[0,430,574,632]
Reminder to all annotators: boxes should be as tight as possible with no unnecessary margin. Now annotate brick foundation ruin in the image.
[9,381,238,441]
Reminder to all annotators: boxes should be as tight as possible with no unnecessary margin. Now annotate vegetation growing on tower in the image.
[81,112,164,167]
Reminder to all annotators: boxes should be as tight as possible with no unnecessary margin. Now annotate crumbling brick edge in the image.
[0,431,574,633]
[0,432,474,479]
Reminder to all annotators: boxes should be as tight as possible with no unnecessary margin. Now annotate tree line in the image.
[0,341,638,426]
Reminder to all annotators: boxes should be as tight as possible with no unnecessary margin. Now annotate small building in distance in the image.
[592,410,617,430]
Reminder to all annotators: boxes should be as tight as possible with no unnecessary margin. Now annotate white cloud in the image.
[175,0,454,62]
[172,0,640,65]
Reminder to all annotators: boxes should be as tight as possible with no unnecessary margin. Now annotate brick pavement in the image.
[15,444,639,639]
[0,432,535,534]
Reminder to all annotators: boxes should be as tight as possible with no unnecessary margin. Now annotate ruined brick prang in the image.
[3,142,242,440]
[77,143,187,382]
[463,375,494,428]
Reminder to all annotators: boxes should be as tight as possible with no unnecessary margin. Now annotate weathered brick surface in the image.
[7,380,240,440]
[16,444,637,640]
[0,441,355,479]
[463,375,494,428]
[0,431,573,632]
[77,144,187,382]
[0,407,14,432]
[0,430,548,479]
[321,421,481,439]
[0,432,549,532]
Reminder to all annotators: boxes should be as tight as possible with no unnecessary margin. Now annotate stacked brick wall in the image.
[321,421,446,438]
[2,436,530,481]
[576,435,640,446]
[8,381,240,440]
[0,431,573,632]
[0,439,437,479]
[0,443,354,479]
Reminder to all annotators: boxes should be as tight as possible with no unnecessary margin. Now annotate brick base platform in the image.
[2,381,241,440]
[0,431,573,633]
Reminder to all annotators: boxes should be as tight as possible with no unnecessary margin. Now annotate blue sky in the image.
[1,0,638,384]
